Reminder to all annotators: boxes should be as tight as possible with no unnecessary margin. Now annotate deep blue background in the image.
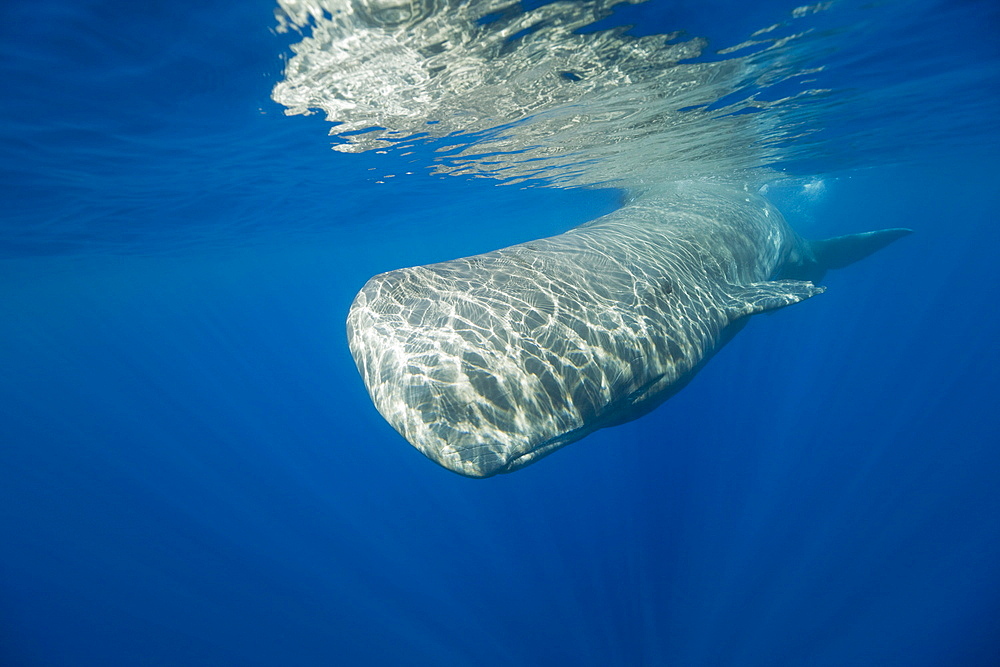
[2,1,999,665]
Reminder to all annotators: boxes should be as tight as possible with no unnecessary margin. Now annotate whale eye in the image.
[660,280,673,296]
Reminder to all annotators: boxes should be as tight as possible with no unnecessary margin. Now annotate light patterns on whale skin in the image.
[346,183,823,476]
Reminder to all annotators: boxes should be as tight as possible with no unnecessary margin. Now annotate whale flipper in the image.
[727,280,826,318]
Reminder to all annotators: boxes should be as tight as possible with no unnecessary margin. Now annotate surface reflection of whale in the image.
[347,182,909,477]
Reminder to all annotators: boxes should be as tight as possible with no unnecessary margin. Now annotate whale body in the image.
[347,182,908,477]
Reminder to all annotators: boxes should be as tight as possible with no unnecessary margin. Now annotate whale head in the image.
[345,256,654,477]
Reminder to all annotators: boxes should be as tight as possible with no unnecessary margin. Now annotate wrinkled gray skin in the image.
[347,181,892,477]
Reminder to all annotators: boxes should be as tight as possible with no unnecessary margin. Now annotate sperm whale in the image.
[347,181,909,477]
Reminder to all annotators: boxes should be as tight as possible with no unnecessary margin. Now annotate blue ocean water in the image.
[2,0,999,665]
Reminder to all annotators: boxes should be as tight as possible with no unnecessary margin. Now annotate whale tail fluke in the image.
[811,228,912,271]
[781,227,912,282]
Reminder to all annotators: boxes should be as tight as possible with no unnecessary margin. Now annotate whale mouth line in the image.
[479,373,674,477]
[494,426,596,476]
[501,441,566,474]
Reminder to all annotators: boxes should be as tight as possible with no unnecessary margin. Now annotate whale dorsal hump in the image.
[727,280,826,319]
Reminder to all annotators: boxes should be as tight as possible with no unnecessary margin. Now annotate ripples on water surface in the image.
[271,0,998,188]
